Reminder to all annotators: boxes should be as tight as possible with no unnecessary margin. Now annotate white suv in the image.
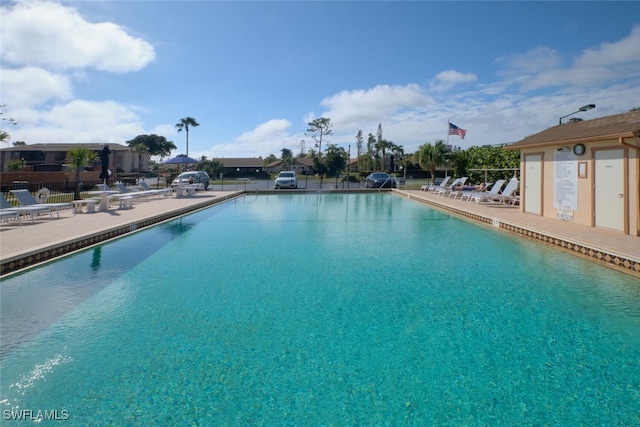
[274,171,297,189]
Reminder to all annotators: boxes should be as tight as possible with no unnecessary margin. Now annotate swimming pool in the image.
[2,193,639,424]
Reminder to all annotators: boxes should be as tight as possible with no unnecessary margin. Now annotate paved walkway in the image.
[1,189,638,277]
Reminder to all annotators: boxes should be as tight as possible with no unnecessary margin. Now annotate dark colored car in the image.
[365,172,395,188]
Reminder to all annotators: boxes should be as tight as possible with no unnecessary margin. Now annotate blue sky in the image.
[1,1,639,160]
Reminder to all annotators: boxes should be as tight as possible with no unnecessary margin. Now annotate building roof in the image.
[213,157,264,167]
[0,143,130,152]
[508,110,640,149]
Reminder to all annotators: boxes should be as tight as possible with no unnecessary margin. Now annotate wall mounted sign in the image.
[554,150,577,211]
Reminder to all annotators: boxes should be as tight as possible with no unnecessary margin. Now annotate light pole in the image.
[559,104,595,125]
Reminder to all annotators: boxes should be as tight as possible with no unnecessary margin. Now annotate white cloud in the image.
[575,25,640,68]
[0,1,155,72]
[495,25,640,92]
[236,119,292,143]
[318,84,434,131]
[496,46,564,76]
[14,100,145,144]
[430,70,478,92]
[0,67,73,108]
[0,1,156,146]
[197,119,298,159]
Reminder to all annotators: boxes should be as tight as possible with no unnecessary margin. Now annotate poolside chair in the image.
[115,182,157,200]
[436,177,468,197]
[461,179,506,203]
[468,179,515,204]
[0,209,22,226]
[138,181,172,197]
[9,189,70,219]
[1,194,53,223]
[484,177,519,205]
[420,176,451,192]
[433,177,461,196]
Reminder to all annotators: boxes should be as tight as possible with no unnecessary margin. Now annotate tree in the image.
[355,130,363,157]
[131,143,149,172]
[308,148,326,176]
[416,140,448,183]
[7,159,23,171]
[281,148,294,170]
[0,104,17,145]
[377,139,393,172]
[306,117,333,156]
[175,117,199,156]
[12,141,26,146]
[324,144,347,177]
[66,147,98,199]
[197,156,224,179]
[452,145,520,184]
[264,154,277,164]
[126,134,176,158]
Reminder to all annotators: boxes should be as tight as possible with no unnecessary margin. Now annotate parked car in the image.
[365,172,395,188]
[274,171,297,189]
[171,171,210,190]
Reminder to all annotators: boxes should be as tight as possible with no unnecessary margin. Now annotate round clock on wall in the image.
[573,143,586,156]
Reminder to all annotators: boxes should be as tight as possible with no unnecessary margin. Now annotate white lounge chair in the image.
[482,177,519,204]
[0,209,22,226]
[9,189,71,218]
[461,179,506,203]
[115,182,157,200]
[1,194,53,223]
[138,181,172,197]
[420,176,451,192]
[450,182,484,199]
[436,177,468,197]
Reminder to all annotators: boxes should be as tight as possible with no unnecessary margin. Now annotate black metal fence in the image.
[1,181,105,206]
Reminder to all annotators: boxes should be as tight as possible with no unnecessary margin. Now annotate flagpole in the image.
[447,121,450,147]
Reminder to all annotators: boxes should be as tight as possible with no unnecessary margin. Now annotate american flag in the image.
[449,122,467,139]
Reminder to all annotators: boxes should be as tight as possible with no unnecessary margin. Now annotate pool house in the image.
[508,110,640,236]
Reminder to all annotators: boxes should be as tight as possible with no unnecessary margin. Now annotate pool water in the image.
[2,193,639,425]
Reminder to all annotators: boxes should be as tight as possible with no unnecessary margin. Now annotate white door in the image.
[594,149,624,231]
[524,154,542,215]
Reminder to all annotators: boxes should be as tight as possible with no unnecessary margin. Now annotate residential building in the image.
[0,143,148,173]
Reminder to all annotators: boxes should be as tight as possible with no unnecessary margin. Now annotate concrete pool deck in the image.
[0,189,638,277]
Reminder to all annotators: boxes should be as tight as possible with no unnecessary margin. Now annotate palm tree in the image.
[416,140,448,184]
[175,117,199,156]
[377,139,394,172]
[66,147,98,199]
[132,143,149,172]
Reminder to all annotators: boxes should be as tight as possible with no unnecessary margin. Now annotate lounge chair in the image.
[436,177,468,197]
[9,189,71,218]
[433,177,461,196]
[115,182,157,200]
[482,177,519,204]
[420,176,451,192]
[0,209,22,226]
[461,179,506,203]
[1,194,53,223]
[450,182,488,199]
[138,181,172,197]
